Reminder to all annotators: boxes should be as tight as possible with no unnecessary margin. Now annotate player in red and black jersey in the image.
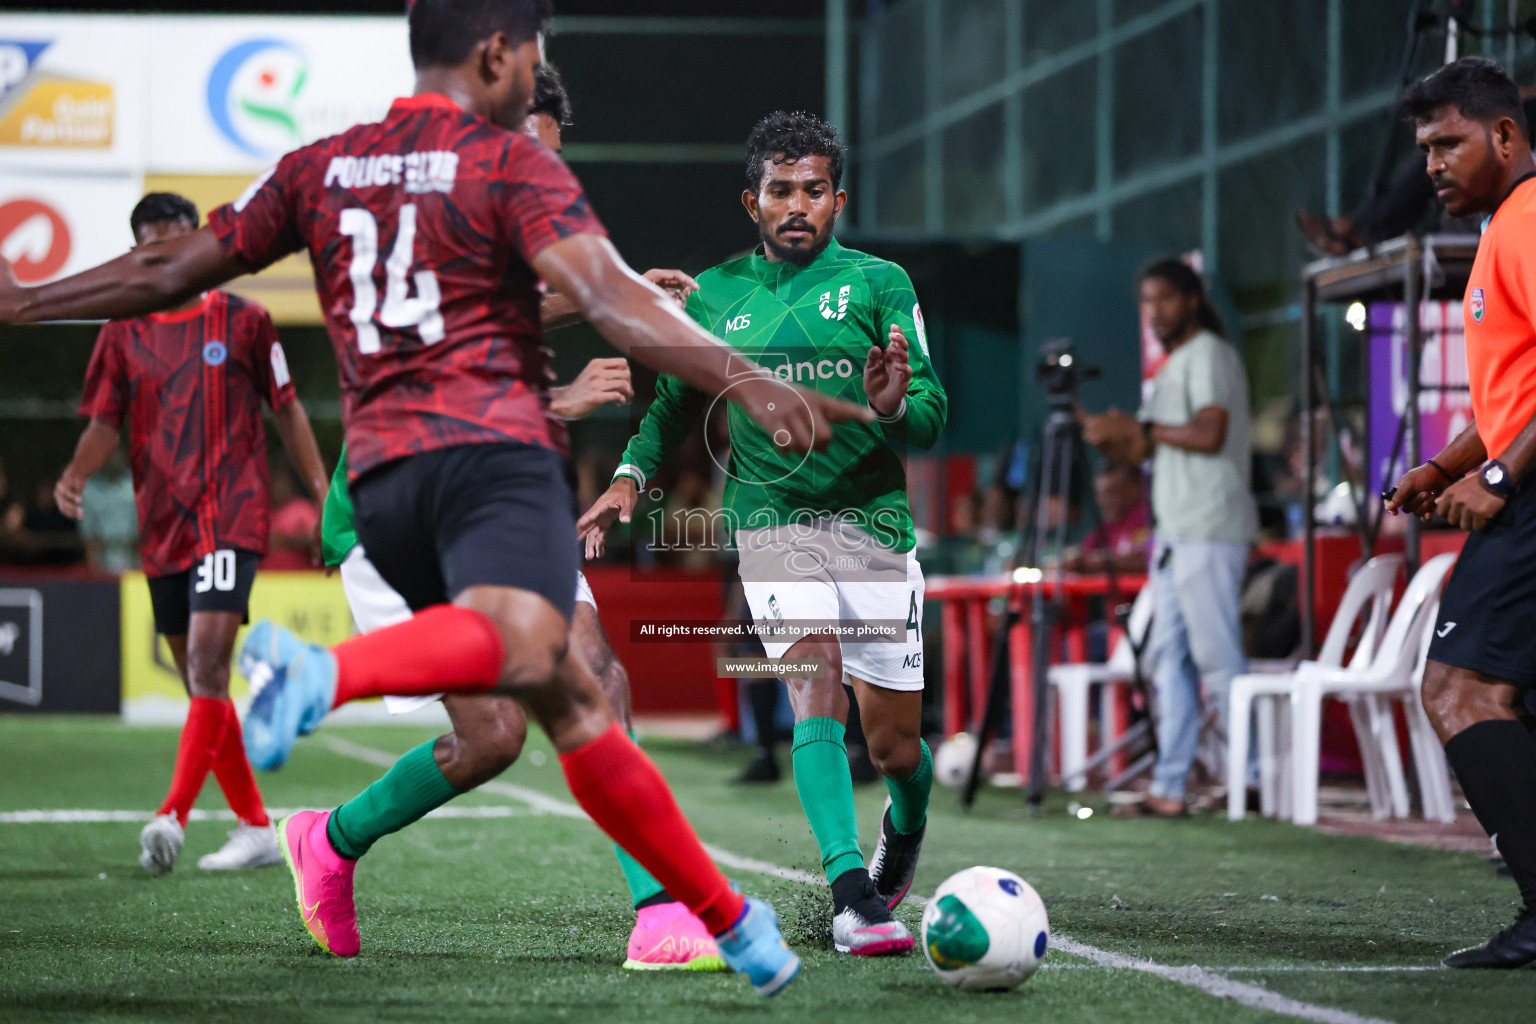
[0,1,865,993]
[55,192,330,878]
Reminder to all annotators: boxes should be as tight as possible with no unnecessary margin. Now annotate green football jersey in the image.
[320,445,357,568]
[614,238,946,553]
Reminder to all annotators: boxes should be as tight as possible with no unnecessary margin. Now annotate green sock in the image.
[884,738,933,834]
[327,740,461,860]
[611,732,667,908]
[792,717,865,882]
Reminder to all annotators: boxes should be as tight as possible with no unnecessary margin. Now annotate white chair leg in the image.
[1348,697,1390,819]
[1292,676,1323,826]
[1057,675,1090,793]
[1370,694,1411,819]
[1406,696,1456,823]
[1227,677,1254,822]
[1275,698,1293,821]
[1256,693,1278,818]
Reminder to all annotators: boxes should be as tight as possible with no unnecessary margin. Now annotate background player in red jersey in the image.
[0,0,867,996]
[54,192,330,877]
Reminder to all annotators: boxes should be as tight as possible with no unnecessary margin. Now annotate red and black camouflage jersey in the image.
[79,291,296,577]
[206,92,607,479]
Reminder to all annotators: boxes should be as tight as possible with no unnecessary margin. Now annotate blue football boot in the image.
[714,897,802,997]
[238,621,337,771]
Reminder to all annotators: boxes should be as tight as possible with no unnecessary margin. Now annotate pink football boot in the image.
[278,810,361,957]
[623,900,727,971]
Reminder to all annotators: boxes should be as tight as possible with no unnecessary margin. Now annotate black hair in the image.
[529,62,572,126]
[1139,257,1226,337]
[129,192,198,239]
[408,0,552,68]
[745,110,844,193]
[1400,56,1528,137]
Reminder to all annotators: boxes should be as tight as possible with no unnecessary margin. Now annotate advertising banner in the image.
[146,17,413,175]
[1367,300,1471,496]
[0,16,147,172]
[0,575,121,715]
[0,173,144,286]
[120,570,356,723]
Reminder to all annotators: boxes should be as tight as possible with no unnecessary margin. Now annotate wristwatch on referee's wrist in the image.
[1480,459,1517,498]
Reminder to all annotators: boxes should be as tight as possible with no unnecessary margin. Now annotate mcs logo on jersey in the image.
[206,38,309,159]
[0,38,113,149]
[0,198,71,284]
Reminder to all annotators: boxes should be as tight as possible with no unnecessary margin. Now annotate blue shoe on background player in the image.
[239,621,337,771]
[714,897,801,996]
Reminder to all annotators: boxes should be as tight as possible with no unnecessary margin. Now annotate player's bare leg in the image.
[143,611,275,875]
[779,632,916,956]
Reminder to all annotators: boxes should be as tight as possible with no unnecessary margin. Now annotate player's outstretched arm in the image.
[532,234,872,453]
[55,419,119,521]
[542,269,698,334]
[0,227,247,325]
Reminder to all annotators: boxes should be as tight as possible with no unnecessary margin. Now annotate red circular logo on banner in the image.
[0,199,72,284]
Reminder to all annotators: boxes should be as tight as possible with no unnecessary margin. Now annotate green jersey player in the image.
[581,111,947,956]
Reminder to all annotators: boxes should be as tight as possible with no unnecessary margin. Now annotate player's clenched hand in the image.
[1384,463,1451,520]
[733,375,874,455]
[863,324,913,418]
[1434,474,1505,532]
[550,358,633,419]
[642,268,699,306]
[577,476,640,559]
[54,472,86,521]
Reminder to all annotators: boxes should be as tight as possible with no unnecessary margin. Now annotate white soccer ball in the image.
[921,866,1050,991]
[933,732,977,787]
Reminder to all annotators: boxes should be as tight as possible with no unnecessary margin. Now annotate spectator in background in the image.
[263,465,320,571]
[1082,258,1257,817]
[1062,462,1152,574]
[80,447,138,572]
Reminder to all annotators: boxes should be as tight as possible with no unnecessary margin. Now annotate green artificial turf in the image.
[0,716,1528,1023]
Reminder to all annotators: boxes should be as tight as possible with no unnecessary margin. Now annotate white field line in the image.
[316,736,1404,1024]
[0,805,534,825]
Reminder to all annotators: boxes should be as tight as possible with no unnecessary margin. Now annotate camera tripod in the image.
[959,403,1157,812]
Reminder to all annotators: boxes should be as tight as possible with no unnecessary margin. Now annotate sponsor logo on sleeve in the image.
[1469,288,1484,324]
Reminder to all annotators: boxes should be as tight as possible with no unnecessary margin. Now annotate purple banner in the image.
[1367,301,1471,496]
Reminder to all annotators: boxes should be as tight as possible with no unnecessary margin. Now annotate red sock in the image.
[211,701,270,827]
[332,605,504,708]
[560,724,745,935]
[158,697,230,826]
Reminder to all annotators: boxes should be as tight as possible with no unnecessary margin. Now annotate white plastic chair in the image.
[1047,585,1153,792]
[1289,553,1457,826]
[1401,592,1457,823]
[1226,553,1403,821]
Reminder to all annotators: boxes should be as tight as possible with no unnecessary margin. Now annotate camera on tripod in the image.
[1035,338,1101,411]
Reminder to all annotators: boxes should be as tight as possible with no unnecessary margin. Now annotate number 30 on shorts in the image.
[195,550,239,594]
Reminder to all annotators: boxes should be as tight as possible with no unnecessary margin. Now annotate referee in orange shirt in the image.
[1387,57,1536,969]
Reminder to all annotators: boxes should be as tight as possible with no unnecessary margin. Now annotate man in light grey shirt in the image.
[1084,258,1256,815]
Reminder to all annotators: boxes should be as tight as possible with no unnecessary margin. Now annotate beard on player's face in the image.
[758,213,833,268]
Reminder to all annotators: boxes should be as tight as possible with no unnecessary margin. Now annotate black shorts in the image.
[352,442,579,621]
[1429,484,1536,687]
[146,548,260,637]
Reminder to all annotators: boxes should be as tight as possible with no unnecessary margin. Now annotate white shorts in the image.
[337,545,596,715]
[737,521,926,691]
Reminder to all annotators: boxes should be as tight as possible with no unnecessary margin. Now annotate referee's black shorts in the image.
[351,442,579,622]
[1428,483,1536,688]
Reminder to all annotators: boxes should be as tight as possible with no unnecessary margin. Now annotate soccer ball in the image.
[933,732,977,787]
[921,866,1049,991]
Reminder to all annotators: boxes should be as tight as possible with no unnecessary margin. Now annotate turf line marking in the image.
[0,806,534,824]
[316,735,1400,1024]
